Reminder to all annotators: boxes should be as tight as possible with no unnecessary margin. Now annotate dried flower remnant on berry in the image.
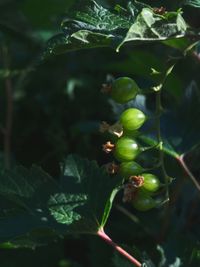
[101,83,112,94]
[123,183,136,203]
[129,175,144,188]
[105,162,119,174]
[102,141,115,153]
[153,6,166,15]
[100,121,123,138]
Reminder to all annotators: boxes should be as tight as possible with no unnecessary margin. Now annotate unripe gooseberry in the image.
[114,137,140,162]
[111,77,139,104]
[141,173,160,193]
[119,161,144,179]
[132,191,156,211]
[120,108,146,131]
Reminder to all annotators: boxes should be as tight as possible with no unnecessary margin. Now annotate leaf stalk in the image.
[97,229,142,267]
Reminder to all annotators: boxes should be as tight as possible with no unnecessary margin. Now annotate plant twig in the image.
[155,88,169,200]
[177,154,200,192]
[115,204,139,224]
[154,66,175,201]
[97,229,142,267]
[115,204,155,238]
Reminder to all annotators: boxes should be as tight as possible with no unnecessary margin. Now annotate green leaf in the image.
[117,9,187,51]
[0,155,121,247]
[48,193,88,225]
[61,0,132,32]
[44,32,114,56]
[184,0,200,8]
[60,154,122,233]
[162,37,192,52]
[43,1,188,58]
[0,165,60,248]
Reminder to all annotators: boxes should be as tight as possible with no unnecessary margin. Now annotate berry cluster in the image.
[101,77,160,211]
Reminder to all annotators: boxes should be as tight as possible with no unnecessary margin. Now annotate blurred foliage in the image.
[0,0,200,266]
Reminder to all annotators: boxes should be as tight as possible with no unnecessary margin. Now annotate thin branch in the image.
[154,65,175,201]
[97,229,142,267]
[192,51,200,63]
[115,204,139,224]
[177,154,200,192]
[115,204,155,238]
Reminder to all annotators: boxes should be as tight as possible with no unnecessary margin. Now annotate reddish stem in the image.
[192,51,200,63]
[177,155,200,192]
[97,229,142,267]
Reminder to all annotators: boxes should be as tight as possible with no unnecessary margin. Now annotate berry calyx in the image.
[119,161,144,179]
[111,77,139,104]
[104,162,119,174]
[120,108,146,131]
[102,141,115,153]
[129,175,144,188]
[100,121,123,138]
[123,182,137,203]
[114,137,140,162]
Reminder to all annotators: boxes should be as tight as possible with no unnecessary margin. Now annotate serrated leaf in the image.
[0,155,121,248]
[0,165,60,248]
[44,32,114,56]
[62,0,132,33]
[48,193,88,225]
[43,1,188,58]
[117,9,186,51]
[59,154,122,233]
[0,165,56,198]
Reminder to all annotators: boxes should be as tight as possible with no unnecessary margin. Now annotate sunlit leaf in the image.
[44,1,188,58]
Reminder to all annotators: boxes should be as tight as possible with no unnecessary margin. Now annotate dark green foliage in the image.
[44,0,188,57]
[0,0,200,266]
[0,155,121,247]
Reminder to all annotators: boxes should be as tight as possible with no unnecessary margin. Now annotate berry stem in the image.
[155,87,169,201]
[154,64,176,201]
[97,229,142,267]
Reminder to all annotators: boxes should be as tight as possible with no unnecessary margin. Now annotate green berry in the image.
[114,137,140,162]
[132,191,156,211]
[119,161,144,179]
[141,173,160,193]
[111,77,139,104]
[120,108,146,131]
